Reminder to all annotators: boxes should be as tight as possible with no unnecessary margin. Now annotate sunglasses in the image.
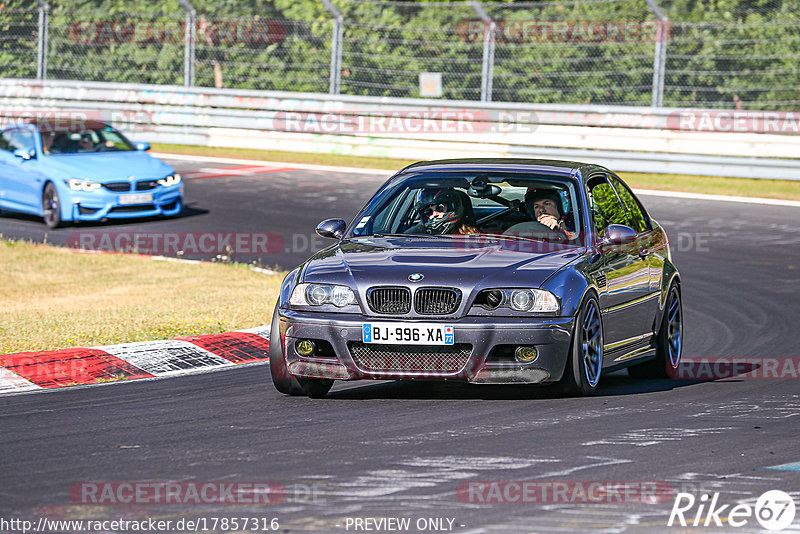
[421,203,450,218]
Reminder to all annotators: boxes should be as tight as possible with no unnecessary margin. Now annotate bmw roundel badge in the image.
[408,273,424,282]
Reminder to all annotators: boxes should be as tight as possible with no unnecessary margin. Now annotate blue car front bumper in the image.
[67,184,183,221]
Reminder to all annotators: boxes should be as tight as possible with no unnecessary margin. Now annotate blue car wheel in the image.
[43,183,62,229]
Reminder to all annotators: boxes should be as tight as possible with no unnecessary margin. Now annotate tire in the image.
[628,284,683,379]
[269,305,333,397]
[42,182,63,229]
[559,295,603,396]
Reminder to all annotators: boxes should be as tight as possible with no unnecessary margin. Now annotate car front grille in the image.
[348,342,472,373]
[367,287,411,315]
[136,180,158,191]
[109,205,155,213]
[414,287,461,315]
[103,182,131,192]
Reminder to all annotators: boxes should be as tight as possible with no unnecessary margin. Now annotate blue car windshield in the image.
[350,172,582,242]
[41,126,136,155]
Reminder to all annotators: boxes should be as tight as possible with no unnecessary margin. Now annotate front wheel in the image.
[269,305,333,397]
[628,285,682,379]
[42,182,63,229]
[559,295,603,396]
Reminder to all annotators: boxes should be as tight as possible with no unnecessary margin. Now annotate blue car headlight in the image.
[157,173,181,187]
[65,178,102,192]
[289,283,357,308]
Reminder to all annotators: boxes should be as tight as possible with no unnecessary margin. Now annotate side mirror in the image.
[316,218,346,239]
[135,142,151,151]
[600,224,637,249]
[13,148,35,160]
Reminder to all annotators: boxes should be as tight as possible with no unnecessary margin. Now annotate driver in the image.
[406,188,478,235]
[77,134,95,152]
[525,188,576,239]
[504,188,577,240]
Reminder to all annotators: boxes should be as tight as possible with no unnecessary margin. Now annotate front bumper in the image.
[278,310,575,384]
[67,184,183,221]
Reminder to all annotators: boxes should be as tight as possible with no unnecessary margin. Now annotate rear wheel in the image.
[42,183,62,229]
[559,295,603,396]
[269,305,333,397]
[628,284,682,379]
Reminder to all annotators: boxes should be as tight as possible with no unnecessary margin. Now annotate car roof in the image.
[398,158,612,183]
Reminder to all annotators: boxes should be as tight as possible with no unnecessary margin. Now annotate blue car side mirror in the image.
[135,142,151,151]
[13,148,35,160]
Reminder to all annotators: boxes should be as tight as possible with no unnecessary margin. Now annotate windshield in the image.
[41,125,136,155]
[349,172,582,242]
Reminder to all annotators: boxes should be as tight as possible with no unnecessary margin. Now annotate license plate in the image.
[118,193,153,205]
[362,323,454,345]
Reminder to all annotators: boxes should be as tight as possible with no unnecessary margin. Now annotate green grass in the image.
[153,143,800,202]
[152,143,416,171]
[0,239,284,355]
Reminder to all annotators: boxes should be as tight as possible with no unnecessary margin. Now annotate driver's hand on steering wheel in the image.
[537,214,563,231]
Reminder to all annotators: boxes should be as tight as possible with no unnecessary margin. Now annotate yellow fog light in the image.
[515,346,537,363]
[296,340,315,356]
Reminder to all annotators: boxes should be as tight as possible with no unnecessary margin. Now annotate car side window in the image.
[610,176,649,233]
[1,129,35,154]
[0,129,25,153]
[587,176,628,237]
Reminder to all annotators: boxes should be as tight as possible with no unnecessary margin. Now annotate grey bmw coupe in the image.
[270,159,682,397]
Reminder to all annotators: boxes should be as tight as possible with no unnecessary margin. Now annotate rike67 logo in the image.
[668,490,796,531]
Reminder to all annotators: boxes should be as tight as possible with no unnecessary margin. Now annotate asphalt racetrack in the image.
[1,157,799,532]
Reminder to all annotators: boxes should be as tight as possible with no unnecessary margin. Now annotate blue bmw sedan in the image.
[0,120,182,228]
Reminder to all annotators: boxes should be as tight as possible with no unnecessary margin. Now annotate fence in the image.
[1,0,797,110]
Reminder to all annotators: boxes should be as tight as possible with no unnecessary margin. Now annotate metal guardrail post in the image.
[36,0,49,80]
[469,1,495,103]
[644,0,668,107]
[321,0,343,94]
[178,0,196,87]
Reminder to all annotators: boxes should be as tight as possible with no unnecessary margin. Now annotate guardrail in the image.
[1,79,798,180]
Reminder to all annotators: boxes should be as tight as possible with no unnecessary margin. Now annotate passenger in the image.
[40,132,54,155]
[406,188,479,235]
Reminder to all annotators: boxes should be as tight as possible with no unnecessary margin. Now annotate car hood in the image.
[39,151,173,181]
[301,235,583,304]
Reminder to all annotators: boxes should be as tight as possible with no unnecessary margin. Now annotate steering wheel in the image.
[503,220,567,243]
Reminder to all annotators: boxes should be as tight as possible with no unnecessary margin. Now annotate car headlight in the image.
[476,289,560,313]
[65,178,102,192]
[289,283,357,308]
[157,173,181,187]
